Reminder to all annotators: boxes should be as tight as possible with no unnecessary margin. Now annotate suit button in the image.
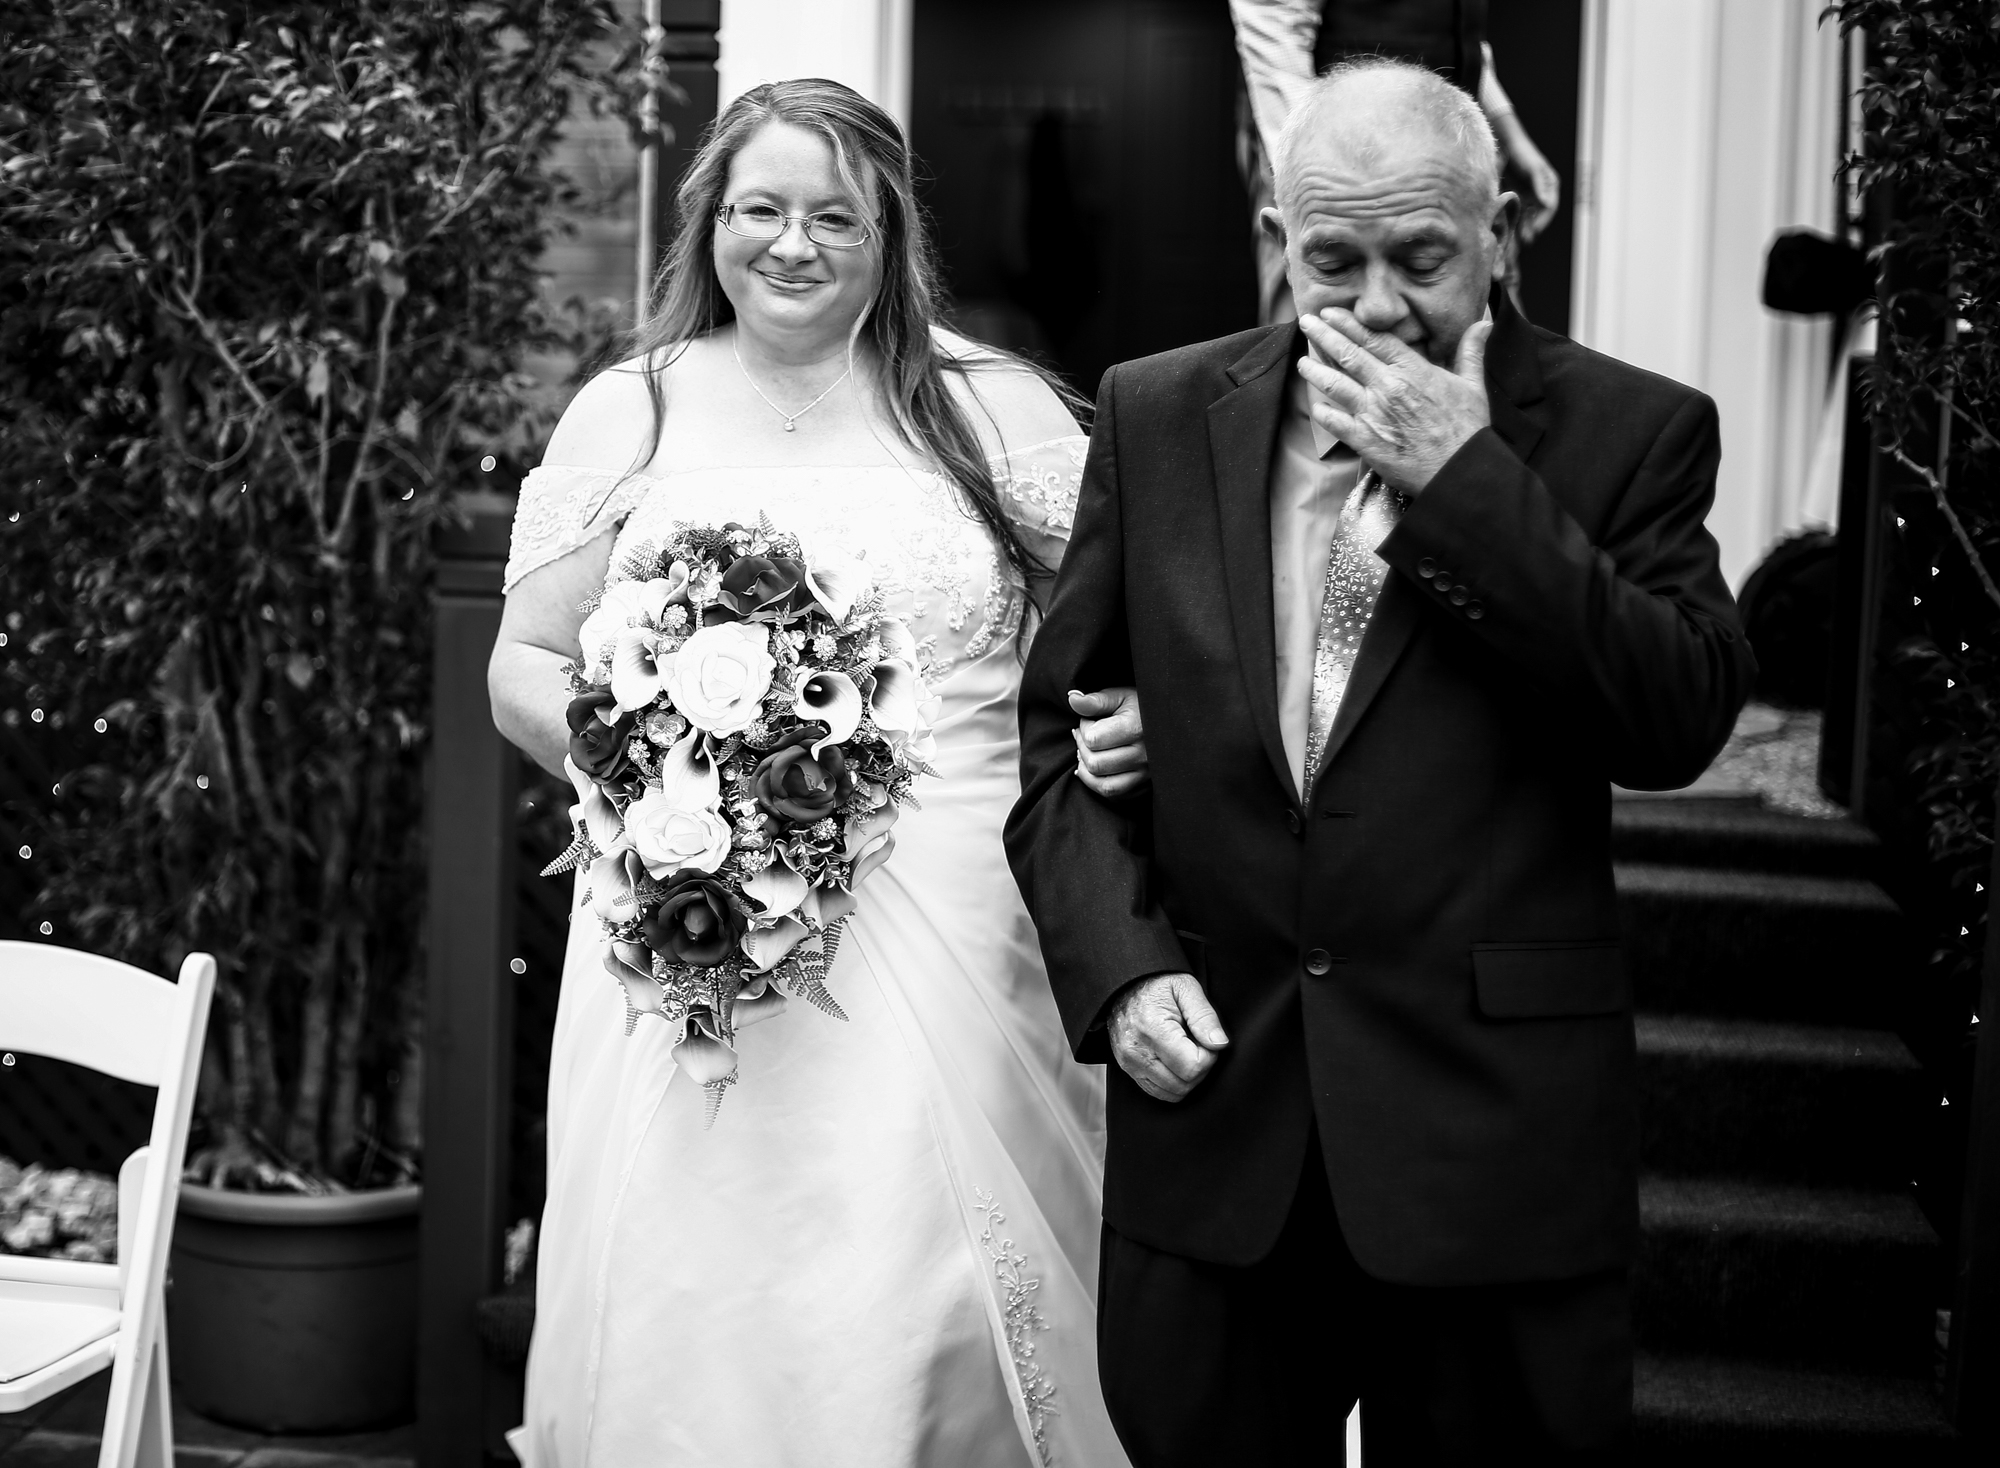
[1304,948,1333,976]
[1285,809,1303,835]
[1417,557,1438,578]
[1449,586,1469,605]
[1466,601,1485,620]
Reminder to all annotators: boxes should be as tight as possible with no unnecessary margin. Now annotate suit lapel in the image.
[1484,289,1548,464]
[1310,290,1548,793]
[1208,322,1299,804]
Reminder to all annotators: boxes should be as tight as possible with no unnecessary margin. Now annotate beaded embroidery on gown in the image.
[502,434,1129,1468]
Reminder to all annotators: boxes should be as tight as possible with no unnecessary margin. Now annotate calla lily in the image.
[843,798,900,863]
[850,831,896,890]
[741,914,811,973]
[875,617,918,666]
[657,729,720,811]
[732,976,789,1029]
[800,882,859,928]
[611,626,669,713]
[671,1009,738,1085]
[604,940,661,1027]
[588,848,648,927]
[656,561,692,607]
[740,858,808,920]
[564,755,624,852]
[793,669,863,757]
[867,658,925,748]
[802,541,870,625]
[578,577,675,669]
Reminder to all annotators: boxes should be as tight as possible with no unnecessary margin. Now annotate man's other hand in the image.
[1069,687,1149,798]
[1107,972,1230,1102]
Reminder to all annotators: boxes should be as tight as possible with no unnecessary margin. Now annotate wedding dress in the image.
[501,434,1128,1468]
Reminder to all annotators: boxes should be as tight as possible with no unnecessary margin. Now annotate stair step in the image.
[1637,1015,1926,1187]
[1634,1352,1957,1465]
[1635,1175,1938,1371]
[1613,798,1879,878]
[1617,864,1906,1024]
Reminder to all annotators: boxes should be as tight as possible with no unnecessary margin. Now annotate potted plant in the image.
[0,0,645,1432]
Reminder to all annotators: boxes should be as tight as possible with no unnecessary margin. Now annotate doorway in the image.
[911,0,1259,395]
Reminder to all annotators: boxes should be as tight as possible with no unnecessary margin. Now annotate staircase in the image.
[1614,795,1963,1464]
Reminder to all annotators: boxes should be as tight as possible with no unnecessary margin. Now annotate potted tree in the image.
[0,0,644,1432]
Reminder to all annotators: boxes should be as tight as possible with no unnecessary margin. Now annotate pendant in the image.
[784,420,796,432]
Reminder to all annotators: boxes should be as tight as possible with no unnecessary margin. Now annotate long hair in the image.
[617,77,1076,589]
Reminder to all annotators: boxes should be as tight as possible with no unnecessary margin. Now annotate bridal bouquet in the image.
[545,518,936,1120]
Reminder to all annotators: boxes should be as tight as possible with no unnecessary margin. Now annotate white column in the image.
[1573,0,1843,588]
[717,0,912,131]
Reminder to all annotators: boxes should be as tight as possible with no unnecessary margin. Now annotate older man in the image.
[1006,59,1753,1465]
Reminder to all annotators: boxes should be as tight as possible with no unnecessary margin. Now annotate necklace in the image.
[732,339,852,432]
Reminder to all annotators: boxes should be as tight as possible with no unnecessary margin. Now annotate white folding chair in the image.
[0,941,216,1468]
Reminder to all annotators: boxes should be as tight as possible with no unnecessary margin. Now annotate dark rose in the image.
[751,727,856,826]
[566,691,635,782]
[714,555,813,622]
[642,875,744,967]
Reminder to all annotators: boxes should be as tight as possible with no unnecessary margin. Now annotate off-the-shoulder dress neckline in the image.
[529,433,1087,487]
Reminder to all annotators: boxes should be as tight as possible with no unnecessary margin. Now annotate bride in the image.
[488,79,1145,1467]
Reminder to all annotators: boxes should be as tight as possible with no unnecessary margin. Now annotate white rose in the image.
[626,784,732,878]
[665,621,776,736]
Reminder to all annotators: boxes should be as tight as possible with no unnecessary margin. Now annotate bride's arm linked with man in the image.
[487,52,1749,1468]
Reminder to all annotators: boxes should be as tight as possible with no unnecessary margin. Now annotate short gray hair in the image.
[1272,57,1499,217]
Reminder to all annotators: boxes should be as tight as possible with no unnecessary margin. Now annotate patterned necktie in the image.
[1301,469,1404,795]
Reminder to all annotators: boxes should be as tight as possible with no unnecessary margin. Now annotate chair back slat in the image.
[97,951,212,1468]
[115,1150,149,1303]
[0,942,183,1085]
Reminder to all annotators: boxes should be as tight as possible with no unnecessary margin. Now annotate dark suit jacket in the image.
[1005,293,1755,1284]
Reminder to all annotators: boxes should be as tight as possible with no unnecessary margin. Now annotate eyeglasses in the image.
[716,202,872,250]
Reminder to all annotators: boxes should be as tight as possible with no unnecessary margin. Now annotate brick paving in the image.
[0,1375,413,1468]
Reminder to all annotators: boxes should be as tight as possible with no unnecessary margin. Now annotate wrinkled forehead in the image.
[1281,124,1492,230]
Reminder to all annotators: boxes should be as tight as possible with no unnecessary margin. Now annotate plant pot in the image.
[168,1181,421,1433]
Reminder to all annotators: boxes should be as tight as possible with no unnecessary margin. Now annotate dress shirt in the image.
[1270,365,1362,800]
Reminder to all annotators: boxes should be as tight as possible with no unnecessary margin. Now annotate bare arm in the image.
[488,531,617,778]
[488,358,663,775]
[1229,0,1322,160]
[1479,43,1561,242]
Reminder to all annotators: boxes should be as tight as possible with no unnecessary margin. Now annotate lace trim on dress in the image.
[974,1188,1057,1466]
[993,436,1086,534]
[505,436,1086,636]
[503,465,653,593]
[949,434,1083,667]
